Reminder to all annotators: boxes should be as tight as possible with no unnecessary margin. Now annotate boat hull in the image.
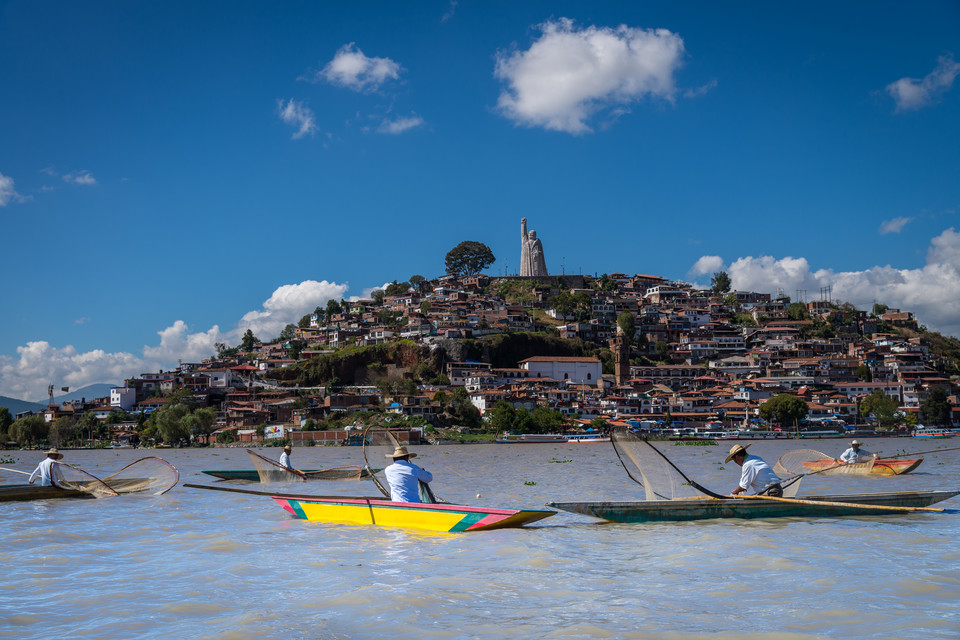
[547,490,959,523]
[0,484,95,502]
[202,467,376,482]
[800,458,922,476]
[272,495,556,532]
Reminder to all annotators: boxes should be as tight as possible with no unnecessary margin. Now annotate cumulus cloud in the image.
[0,279,351,400]
[886,53,960,112]
[277,98,318,139]
[378,115,424,134]
[690,255,724,276]
[0,171,27,206]
[879,216,912,235]
[63,170,97,185]
[700,228,960,337]
[306,43,403,92]
[494,18,685,134]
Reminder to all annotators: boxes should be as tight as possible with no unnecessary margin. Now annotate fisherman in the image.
[838,439,873,464]
[278,444,294,470]
[384,445,433,503]
[725,444,783,497]
[28,448,64,487]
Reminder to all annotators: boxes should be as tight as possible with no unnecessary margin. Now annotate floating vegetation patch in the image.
[0,457,15,464]
[673,440,717,446]
[524,481,537,486]
[549,458,572,463]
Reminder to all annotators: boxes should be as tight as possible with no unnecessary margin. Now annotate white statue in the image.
[520,218,548,276]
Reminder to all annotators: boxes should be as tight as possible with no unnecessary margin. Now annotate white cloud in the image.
[0,171,26,206]
[236,280,350,341]
[441,0,458,23]
[703,228,960,337]
[494,18,685,134]
[879,216,912,234]
[886,53,960,112]
[378,115,424,134]
[683,79,718,99]
[277,98,317,139]
[63,170,97,185]
[308,43,403,92]
[0,279,351,401]
[690,255,724,275]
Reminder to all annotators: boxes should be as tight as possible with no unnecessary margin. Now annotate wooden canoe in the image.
[547,490,959,523]
[201,467,380,482]
[273,494,556,532]
[800,457,923,476]
[0,483,95,502]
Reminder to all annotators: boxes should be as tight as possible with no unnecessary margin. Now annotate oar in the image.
[0,467,33,477]
[876,445,960,459]
[183,482,384,501]
[736,493,945,513]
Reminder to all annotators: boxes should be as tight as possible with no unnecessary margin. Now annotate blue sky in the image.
[1,1,959,400]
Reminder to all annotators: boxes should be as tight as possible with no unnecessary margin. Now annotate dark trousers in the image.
[760,484,783,497]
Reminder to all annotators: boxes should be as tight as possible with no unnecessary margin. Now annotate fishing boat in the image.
[202,467,379,482]
[0,483,94,502]
[912,426,957,439]
[565,434,612,443]
[183,483,555,532]
[800,457,923,476]
[495,433,568,444]
[548,490,960,523]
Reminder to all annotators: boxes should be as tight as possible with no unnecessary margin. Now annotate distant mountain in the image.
[30,383,120,406]
[0,396,45,416]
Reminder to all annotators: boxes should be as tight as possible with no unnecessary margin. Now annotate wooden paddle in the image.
[737,493,945,513]
[0,467,32,477]
[183,482,385,501]
[876,445,960,459]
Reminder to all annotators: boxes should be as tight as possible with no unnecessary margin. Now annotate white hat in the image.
[724,443,751,463]
[385,446,417,459]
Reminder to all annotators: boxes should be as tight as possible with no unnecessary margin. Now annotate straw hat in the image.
[283,445,292,452]
[850,440,861,446]
[45,447,64,460]
[724,443,750,463]
[385,445,417,459]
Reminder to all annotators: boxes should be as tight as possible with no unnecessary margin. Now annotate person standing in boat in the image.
[384,445,433,503]
[279,444,294,470]
[725,444,783,497]
[838,439,873,464]
[28,448,64,486]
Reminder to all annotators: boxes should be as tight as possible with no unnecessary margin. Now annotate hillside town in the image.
[9,265,959,448]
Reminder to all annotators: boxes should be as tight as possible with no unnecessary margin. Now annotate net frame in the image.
[774,448,876,477]
[101,457,180,495]
[51,462,119,498]
[246,449,307,483]
[610,428,712,501]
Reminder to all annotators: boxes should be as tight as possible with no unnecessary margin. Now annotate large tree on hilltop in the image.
[445,241,495,277]
[711,271,731,294]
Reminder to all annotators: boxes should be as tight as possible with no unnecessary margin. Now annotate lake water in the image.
[1,437,958,640]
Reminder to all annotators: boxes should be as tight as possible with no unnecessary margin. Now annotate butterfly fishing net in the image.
[610,428,706,500]
[246,449,306,483]
[301,466,366,480]
[774,449,875,477]
[100,457,179,495]
[51,462,119,498]
[361,427,441,503]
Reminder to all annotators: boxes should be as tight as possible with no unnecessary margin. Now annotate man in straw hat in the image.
[28,448,64,487]
[725,444,783,497]
[278,444,294,470]
[838,439,873,464]
[383,445,433,503]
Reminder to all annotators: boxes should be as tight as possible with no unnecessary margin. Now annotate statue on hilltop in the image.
[520,218,548,277]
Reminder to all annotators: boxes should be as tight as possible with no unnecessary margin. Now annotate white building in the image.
[110,387,137,411]
[518,356,602,385]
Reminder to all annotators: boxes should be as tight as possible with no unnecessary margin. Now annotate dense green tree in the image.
[859,390,900,429]
[409,275,427,292]
[240,329,260,352]
[150,403,192,444]
[371,289,385,305]
[711,271,732,294]
[49,417,77,448]
[278,324,298,342]
[787,303,810,321]
[921,387,952,426]
[616,311,636,341]
[326,299,341,317]
[181,406,218,440]
[10,414,48,447]
[531,406,566,434]
[758,394,809,427]
[384,280,410,297]
[0,407,12,441]
[655,341,669,359]
[444,241,495,276]
[871,303,889,317]
[855,364,873,382]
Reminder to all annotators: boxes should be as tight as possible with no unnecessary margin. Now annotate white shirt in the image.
[29,457,57,486]
[739,455,781,494]
[384,459,433,503]
[839,447,872,463]
[279,451,292,469]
